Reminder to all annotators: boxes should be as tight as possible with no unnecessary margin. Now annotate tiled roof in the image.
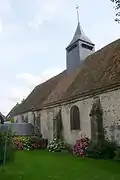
[7,71,66,116]
[8,38,120,117]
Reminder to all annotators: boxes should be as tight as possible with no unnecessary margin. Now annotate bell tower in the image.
[66,6,95,72]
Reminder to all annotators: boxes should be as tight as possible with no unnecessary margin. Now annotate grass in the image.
[0,150,120,180]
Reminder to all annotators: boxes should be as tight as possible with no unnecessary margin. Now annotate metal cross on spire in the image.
[76,5,80,24]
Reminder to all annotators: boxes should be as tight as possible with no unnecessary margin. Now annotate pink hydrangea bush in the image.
[72,137,90,157]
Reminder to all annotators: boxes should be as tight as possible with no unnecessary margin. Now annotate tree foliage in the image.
[111,0,120,23]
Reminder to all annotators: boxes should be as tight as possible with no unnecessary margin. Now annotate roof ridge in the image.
[7,38,120,117]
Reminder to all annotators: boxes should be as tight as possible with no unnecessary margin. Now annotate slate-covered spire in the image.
[67,22,82,48]
[67,22,94,49]
[66,6,95,72]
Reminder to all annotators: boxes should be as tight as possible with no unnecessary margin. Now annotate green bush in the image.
[87,140,116,159]
[6,131,15,163]
[114,147,120,161]
[0,131,15,165]
[0,133,4,164]
[10,118,14,123]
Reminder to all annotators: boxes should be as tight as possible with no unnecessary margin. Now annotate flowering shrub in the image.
[12,136,47,151]
[13,136,32,151]
[47,138,66,152]
[72,137,90,157]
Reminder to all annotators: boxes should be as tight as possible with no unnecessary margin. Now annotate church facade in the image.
[7,19,120,145]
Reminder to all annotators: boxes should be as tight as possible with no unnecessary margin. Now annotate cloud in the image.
[43,0,62,14]
[9,87,31,102]
[8,67,62,106]
[16,67,62,87]
[0,0,12,17]
[0,67,62,116]
[28,0,67,29]
[28,19,43,30]
[0,20,3,34]
[0,0,13,37]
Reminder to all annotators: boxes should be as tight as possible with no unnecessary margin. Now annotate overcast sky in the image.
[0,0,119,115]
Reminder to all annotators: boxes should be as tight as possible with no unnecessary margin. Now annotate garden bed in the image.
[12,135,48,150]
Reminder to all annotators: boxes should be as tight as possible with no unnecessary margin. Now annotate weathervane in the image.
[76,5,80,23]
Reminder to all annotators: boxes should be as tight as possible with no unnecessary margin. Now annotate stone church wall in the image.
[13,88,120,145]
[61,99,93,145]
[40,88,120,145]
[100,89,120,144]
[14,112,35,124]
[37,98,93,145]
[40,107,59,140]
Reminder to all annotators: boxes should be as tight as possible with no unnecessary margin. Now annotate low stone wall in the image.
[0,123,34,136]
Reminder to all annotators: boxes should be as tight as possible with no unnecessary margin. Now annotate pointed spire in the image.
[66,21,82,48]
[76,5,80,24]
[66,6,94,49]
[74,22,81,37]
[76,5,81,36]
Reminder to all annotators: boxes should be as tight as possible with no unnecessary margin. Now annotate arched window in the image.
[24,115,28,123]
[21,115,24,123]
[70,105,80,130]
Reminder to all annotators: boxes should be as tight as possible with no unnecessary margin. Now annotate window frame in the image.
[70,105,80,130]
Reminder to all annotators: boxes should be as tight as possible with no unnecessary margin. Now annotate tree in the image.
[111,0,120,23]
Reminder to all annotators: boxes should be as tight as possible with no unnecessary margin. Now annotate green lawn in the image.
[0,150,120,180]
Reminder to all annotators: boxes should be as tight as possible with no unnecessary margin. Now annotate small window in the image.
[67,44,77,52]
[36,117,41,130]
[70,105,80,130]
[24,115,28,123]
[82,43,93,50]
[33,112,36,125]
[21,115,24,122]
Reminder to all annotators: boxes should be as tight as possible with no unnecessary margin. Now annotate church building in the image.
[7,12,120,145]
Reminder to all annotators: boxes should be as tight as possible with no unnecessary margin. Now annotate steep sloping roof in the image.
[7,105,20,119]
[64,38,120,98]
[8,71,66,116]
[43,38,120,105]
[8,38,120,116]
[66,23,94,49]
